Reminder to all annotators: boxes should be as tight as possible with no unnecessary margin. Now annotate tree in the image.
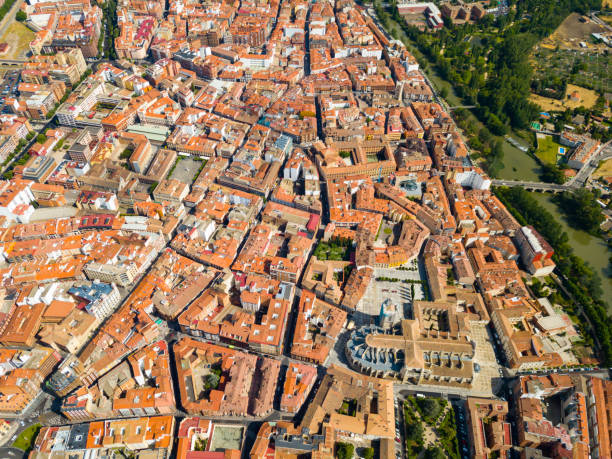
[36,134,47,144]
[478,127,492,145]
[16,11,27,22]
[555,189,604,233]
[540,163,566,184]
[194,438,207,451]
[336,442,354,459]
[363,448,374,459]
[415,397,442,421]
[495,186,612,366]
[205,373,220,389]
[424,446,446,459]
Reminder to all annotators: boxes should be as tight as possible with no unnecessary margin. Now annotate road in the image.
[570,139,612,186]
[368,0,610,196]
[0,118,56,175]
[1,8,606,456]
[0,447,25,459]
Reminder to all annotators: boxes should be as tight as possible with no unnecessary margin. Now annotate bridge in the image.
[448,105,477,110]
[493,141,612,192]
[0,59,27,64]
[491,180,569,193]
[0,59,27,69]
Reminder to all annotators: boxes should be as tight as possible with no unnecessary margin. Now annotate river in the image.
[498,142,541,181]
[529,192,612,311]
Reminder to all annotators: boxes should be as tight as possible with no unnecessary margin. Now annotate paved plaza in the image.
[356,265,425,323]
[209,425,244,451]
[470,322,504,397]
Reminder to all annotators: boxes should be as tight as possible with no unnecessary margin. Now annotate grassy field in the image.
[0,21,34,59]
[593,158,612,179]
[12,424,41,452]
[535,134,564,164]
[531,84,600,112]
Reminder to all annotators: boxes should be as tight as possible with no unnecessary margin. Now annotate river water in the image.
[498,142,541,181]
[529,192,611,312]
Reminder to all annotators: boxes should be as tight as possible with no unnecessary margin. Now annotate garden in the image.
[402,396,459,459]
[313,237,352,261]
[535,134,564,165]
[12,423,41,452]
[337,398,358,417]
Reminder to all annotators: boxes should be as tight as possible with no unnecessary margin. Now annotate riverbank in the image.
[529,192,612,312]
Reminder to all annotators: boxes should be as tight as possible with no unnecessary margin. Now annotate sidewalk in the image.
[0,421,20,448]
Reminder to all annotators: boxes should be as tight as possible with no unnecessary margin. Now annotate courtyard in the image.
[208,425,243,451]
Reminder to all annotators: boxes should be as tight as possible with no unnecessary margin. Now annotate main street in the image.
[0,5,607,458]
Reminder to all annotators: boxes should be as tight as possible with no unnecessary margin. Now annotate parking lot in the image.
[0,70,20,112]
[393,401,404,459]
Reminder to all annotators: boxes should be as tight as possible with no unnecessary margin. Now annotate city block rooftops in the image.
[172,337,281,416]
[280,362,318,412]
[177,284,290,349]
[33,416,175,453]
[291,289,347,364]
[300,364,395,439]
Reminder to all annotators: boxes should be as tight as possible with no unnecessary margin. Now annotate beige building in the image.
[153,178,190,203]
[83,261,139,287]
[38,309,99,354]
[466,397,511,459]
[301,256,350,305]
[345,296,489,388]
[300,365,395,440]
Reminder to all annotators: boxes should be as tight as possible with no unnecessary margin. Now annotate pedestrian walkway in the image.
[406,399,451,450]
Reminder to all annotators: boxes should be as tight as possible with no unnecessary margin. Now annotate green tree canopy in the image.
[336,442,354,459]
[424,446,447,459]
